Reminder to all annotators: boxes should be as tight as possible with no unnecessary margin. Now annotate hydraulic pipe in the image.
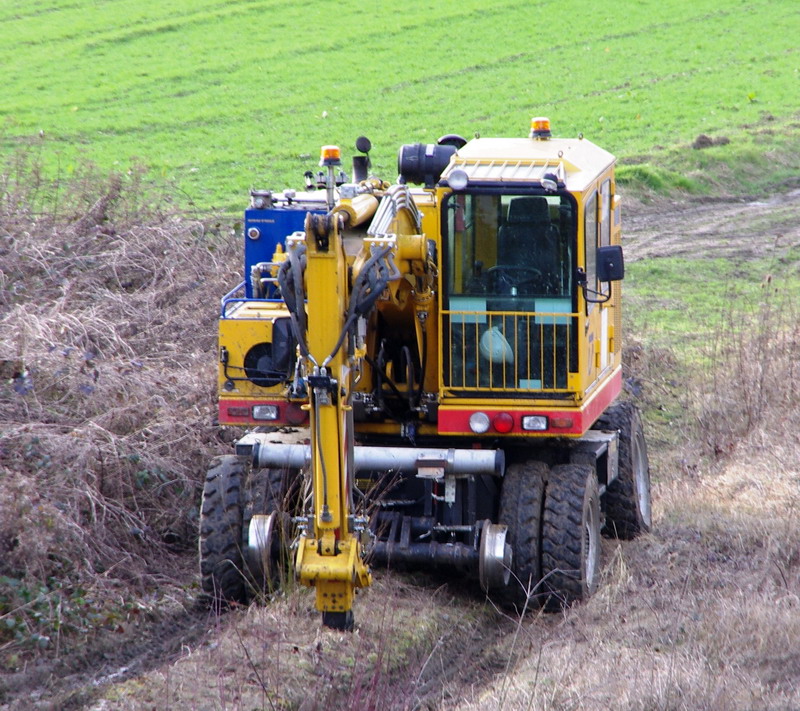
[331,194,379,227]
[371,540,479,573]
[249,440,504,477]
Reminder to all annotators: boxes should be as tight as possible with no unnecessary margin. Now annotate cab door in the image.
[581,176,612,390]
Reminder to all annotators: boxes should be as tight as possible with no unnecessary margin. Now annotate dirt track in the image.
[623,189,800,263]
[3,190,800,710]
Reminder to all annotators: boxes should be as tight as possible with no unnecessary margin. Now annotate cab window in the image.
[445,192,574,306]
[584,191,597,302]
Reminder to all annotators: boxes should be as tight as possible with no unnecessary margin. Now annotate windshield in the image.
[444,192,574,305]
[441,191,577,393]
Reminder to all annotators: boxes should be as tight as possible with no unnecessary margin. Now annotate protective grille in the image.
[442,308,576,393]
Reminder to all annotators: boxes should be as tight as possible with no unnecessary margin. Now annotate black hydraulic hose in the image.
[400,346,415,406]
[365,350,406,402]
[322,243,395,367]
[313,396,332,523]
[290,246,308,347]
[374,342,385,411]
[279,241,399,369]
[277,245,312,361]
[323,314,357,369]
[351,244,396,317]
[417,327,427,405]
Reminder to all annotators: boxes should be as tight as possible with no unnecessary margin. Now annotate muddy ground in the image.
[2,188,800,710]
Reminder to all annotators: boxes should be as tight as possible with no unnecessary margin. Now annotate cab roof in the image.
[442,136,615,193]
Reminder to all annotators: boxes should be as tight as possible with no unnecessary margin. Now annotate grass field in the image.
[1,0,799,209]
[3,3,800,707]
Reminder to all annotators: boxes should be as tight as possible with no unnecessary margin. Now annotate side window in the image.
[600,179,611,248]
[447,194,474,295]
[584,191,597,306]
[599,179,611,296]
[446,194,501,296]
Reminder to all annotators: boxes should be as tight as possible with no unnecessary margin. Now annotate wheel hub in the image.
[633,436,652,527]
[583,504,599,589]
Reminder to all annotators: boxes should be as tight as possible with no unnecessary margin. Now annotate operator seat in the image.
[497,196,560,272]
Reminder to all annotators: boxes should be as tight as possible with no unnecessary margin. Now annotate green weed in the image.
[617,164,699,193]
[0,575,135,665]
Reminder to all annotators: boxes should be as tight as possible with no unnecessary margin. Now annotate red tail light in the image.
[492,412,514,433]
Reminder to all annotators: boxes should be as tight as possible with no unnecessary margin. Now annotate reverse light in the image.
[469,412,491,434]
[252,404,279,421]
[319,145,342,166]
[521,415,548,431]
[529,116,552,139]
[492,412,514,433]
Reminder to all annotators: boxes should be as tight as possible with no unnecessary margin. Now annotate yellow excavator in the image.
[200,118,651,629]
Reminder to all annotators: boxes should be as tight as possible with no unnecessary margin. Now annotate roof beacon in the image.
[530,116,551,140]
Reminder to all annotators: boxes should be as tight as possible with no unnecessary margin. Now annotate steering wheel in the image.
[487,265,542,294]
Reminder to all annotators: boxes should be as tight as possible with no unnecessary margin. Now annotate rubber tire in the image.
[243,467,289,541]
[541,463,601,610]
[496,460,548,612]
[199,455,248,607]
[593,400,652,539]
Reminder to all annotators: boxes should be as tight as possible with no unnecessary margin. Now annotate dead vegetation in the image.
[452,283,800,710]
[0,152,239,674]
[124,288,799,711]
[695,287,800,459]
[2,151,800,710]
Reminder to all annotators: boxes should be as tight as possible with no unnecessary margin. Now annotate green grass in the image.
[617,164,700,193]
[1,0,799,209]
[625,250,800,358]
[621,120,800,199]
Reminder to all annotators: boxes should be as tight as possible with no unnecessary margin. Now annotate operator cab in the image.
[436,121,623,406]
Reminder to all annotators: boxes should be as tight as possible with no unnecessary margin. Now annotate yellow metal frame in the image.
[215,129,626,622]
[218,302,290,397]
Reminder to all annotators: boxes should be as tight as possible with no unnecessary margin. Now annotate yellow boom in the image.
[287,213,371,628]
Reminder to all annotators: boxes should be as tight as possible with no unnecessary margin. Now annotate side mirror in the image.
[597,245,624,282]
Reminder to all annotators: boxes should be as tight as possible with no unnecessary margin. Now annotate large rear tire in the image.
[496,460,548,612]
[593,400,652,539]
[199,455,248,607]
[541,463,601,610]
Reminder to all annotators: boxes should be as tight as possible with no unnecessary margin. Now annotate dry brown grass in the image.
[3,152,800,710]
[72,288,800,710]
[0,154,239,665]
[94,575,503,710]
[695,285,800,459]
[455,423,800,710]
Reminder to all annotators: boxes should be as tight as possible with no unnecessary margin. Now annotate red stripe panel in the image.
[437,369,622,436]
[218,399,309,426]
